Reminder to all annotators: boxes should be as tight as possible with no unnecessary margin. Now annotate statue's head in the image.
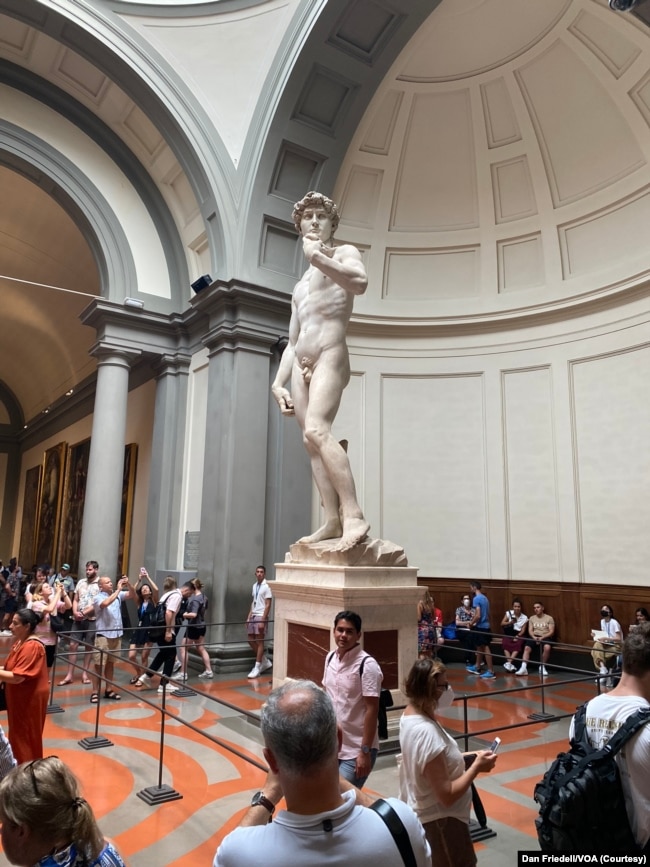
[292,191,340,235]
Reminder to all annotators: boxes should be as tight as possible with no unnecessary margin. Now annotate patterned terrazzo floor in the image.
[0,650,598,867]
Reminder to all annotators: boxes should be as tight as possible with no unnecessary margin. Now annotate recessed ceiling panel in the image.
[391,90,478,231]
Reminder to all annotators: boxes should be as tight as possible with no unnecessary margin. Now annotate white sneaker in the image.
[198,670,214,679]
[516,664,528,675]
[503,662,514,671]
[172,660,181,673]
[260,658,273,673]
[539,666,548,677]
[136,674,153,689]
[248,663,261,679]
[158,683,182,695]
[172,672,188,681]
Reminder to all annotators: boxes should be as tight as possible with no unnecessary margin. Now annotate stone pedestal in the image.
[272,560,422,700]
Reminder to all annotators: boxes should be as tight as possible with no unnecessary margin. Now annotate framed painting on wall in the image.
[117,443,138,577]
[18,465,42,569]
[34,442,67,568]
[57,438,91,577]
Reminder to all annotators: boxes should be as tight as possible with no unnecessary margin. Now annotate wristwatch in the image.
[361,745,371,755]
[251,791,275,815]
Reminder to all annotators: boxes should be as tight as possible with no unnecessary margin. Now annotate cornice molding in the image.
[348,274,650,340]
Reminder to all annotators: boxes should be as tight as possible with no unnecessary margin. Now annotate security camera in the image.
[609,0,641,11]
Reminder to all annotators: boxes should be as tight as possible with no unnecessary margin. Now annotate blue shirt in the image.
[473,591,490,629]
[93,591,128,638]
[39,840,126,867]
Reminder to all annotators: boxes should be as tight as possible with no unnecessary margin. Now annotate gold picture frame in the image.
[34,442,67,568]
[18,465,43,569]
[56,438,91,577]
[118,443,138,576]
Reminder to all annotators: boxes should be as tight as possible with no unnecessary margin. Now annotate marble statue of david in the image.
[271,191,370,553]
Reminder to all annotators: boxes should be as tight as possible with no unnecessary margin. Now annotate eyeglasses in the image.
[437,682,450,690]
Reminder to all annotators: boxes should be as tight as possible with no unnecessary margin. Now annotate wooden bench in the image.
[438,633,595,674]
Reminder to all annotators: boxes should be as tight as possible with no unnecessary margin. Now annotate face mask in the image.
[437,686,455,710]
[463,599,471,606]
[601,610,610,618]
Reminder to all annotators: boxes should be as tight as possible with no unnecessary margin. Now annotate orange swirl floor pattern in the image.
[0,660,590,867]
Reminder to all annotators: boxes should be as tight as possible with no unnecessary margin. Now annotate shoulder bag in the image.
[370,798,418,867]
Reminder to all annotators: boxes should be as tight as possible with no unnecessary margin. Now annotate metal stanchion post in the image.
[528,643,555,722]
[47,634,64,714]
[79,646,113,750]
[137,681,183,804]
[170,634,195,698]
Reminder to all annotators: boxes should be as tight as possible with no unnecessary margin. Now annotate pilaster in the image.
[143,352,191,571]
[191,281,311,636]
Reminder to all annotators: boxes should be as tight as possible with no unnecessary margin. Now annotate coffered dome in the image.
[334,0,650,322]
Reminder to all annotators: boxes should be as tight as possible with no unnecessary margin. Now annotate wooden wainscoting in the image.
[418,578,649,644]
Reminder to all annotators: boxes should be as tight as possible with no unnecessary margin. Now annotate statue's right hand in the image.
[272,385,295,416]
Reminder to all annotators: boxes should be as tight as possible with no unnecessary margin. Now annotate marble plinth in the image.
[271,561,422,702]
[287,537,407,567]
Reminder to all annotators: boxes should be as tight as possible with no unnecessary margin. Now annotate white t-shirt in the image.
[399,711,471,824]
[214,789,430,866]
[569,693,650,847]
[250,580,272,617]
[594,617,622,643]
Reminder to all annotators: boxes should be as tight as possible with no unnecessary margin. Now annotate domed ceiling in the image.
[334,0,650,322]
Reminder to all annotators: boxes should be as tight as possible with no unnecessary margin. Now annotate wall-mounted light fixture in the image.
[191,275,213,294]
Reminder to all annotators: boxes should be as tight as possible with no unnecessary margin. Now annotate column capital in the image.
[89,342,142,368]
[152,352,192,379]
[190,279,291,356]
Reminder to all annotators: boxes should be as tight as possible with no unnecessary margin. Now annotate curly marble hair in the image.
[292,191,340,234]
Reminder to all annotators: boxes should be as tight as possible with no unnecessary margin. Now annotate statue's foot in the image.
[333,518,370,552]
[298,519,343,545]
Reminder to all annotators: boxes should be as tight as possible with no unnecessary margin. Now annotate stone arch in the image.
[0,60,190,310]
[0,121,136,301]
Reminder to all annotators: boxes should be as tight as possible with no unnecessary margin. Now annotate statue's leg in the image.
[301,363,369,549]
[291,365,343,542]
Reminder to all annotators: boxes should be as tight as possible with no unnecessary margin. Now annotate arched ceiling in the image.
[0,167,99,424]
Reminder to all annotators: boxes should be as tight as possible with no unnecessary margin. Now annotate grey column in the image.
[143,352,191,572]
[79,346,139,578]
[192,283,300,629]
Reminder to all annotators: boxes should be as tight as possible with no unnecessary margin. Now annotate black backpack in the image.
[147,598,168,641]
[534,702,650,853]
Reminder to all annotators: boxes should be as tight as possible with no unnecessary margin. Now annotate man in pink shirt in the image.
[322,610,383,788]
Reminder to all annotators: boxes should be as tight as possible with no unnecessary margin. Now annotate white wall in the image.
[336,293,650,584]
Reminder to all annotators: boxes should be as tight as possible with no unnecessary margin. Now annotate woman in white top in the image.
[399,658,497,867]
[591,604,622,682]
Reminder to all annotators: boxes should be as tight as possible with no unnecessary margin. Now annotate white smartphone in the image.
[489,736,501,754]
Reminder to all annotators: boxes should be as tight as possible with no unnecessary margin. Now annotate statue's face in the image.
[300,205,333,242]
